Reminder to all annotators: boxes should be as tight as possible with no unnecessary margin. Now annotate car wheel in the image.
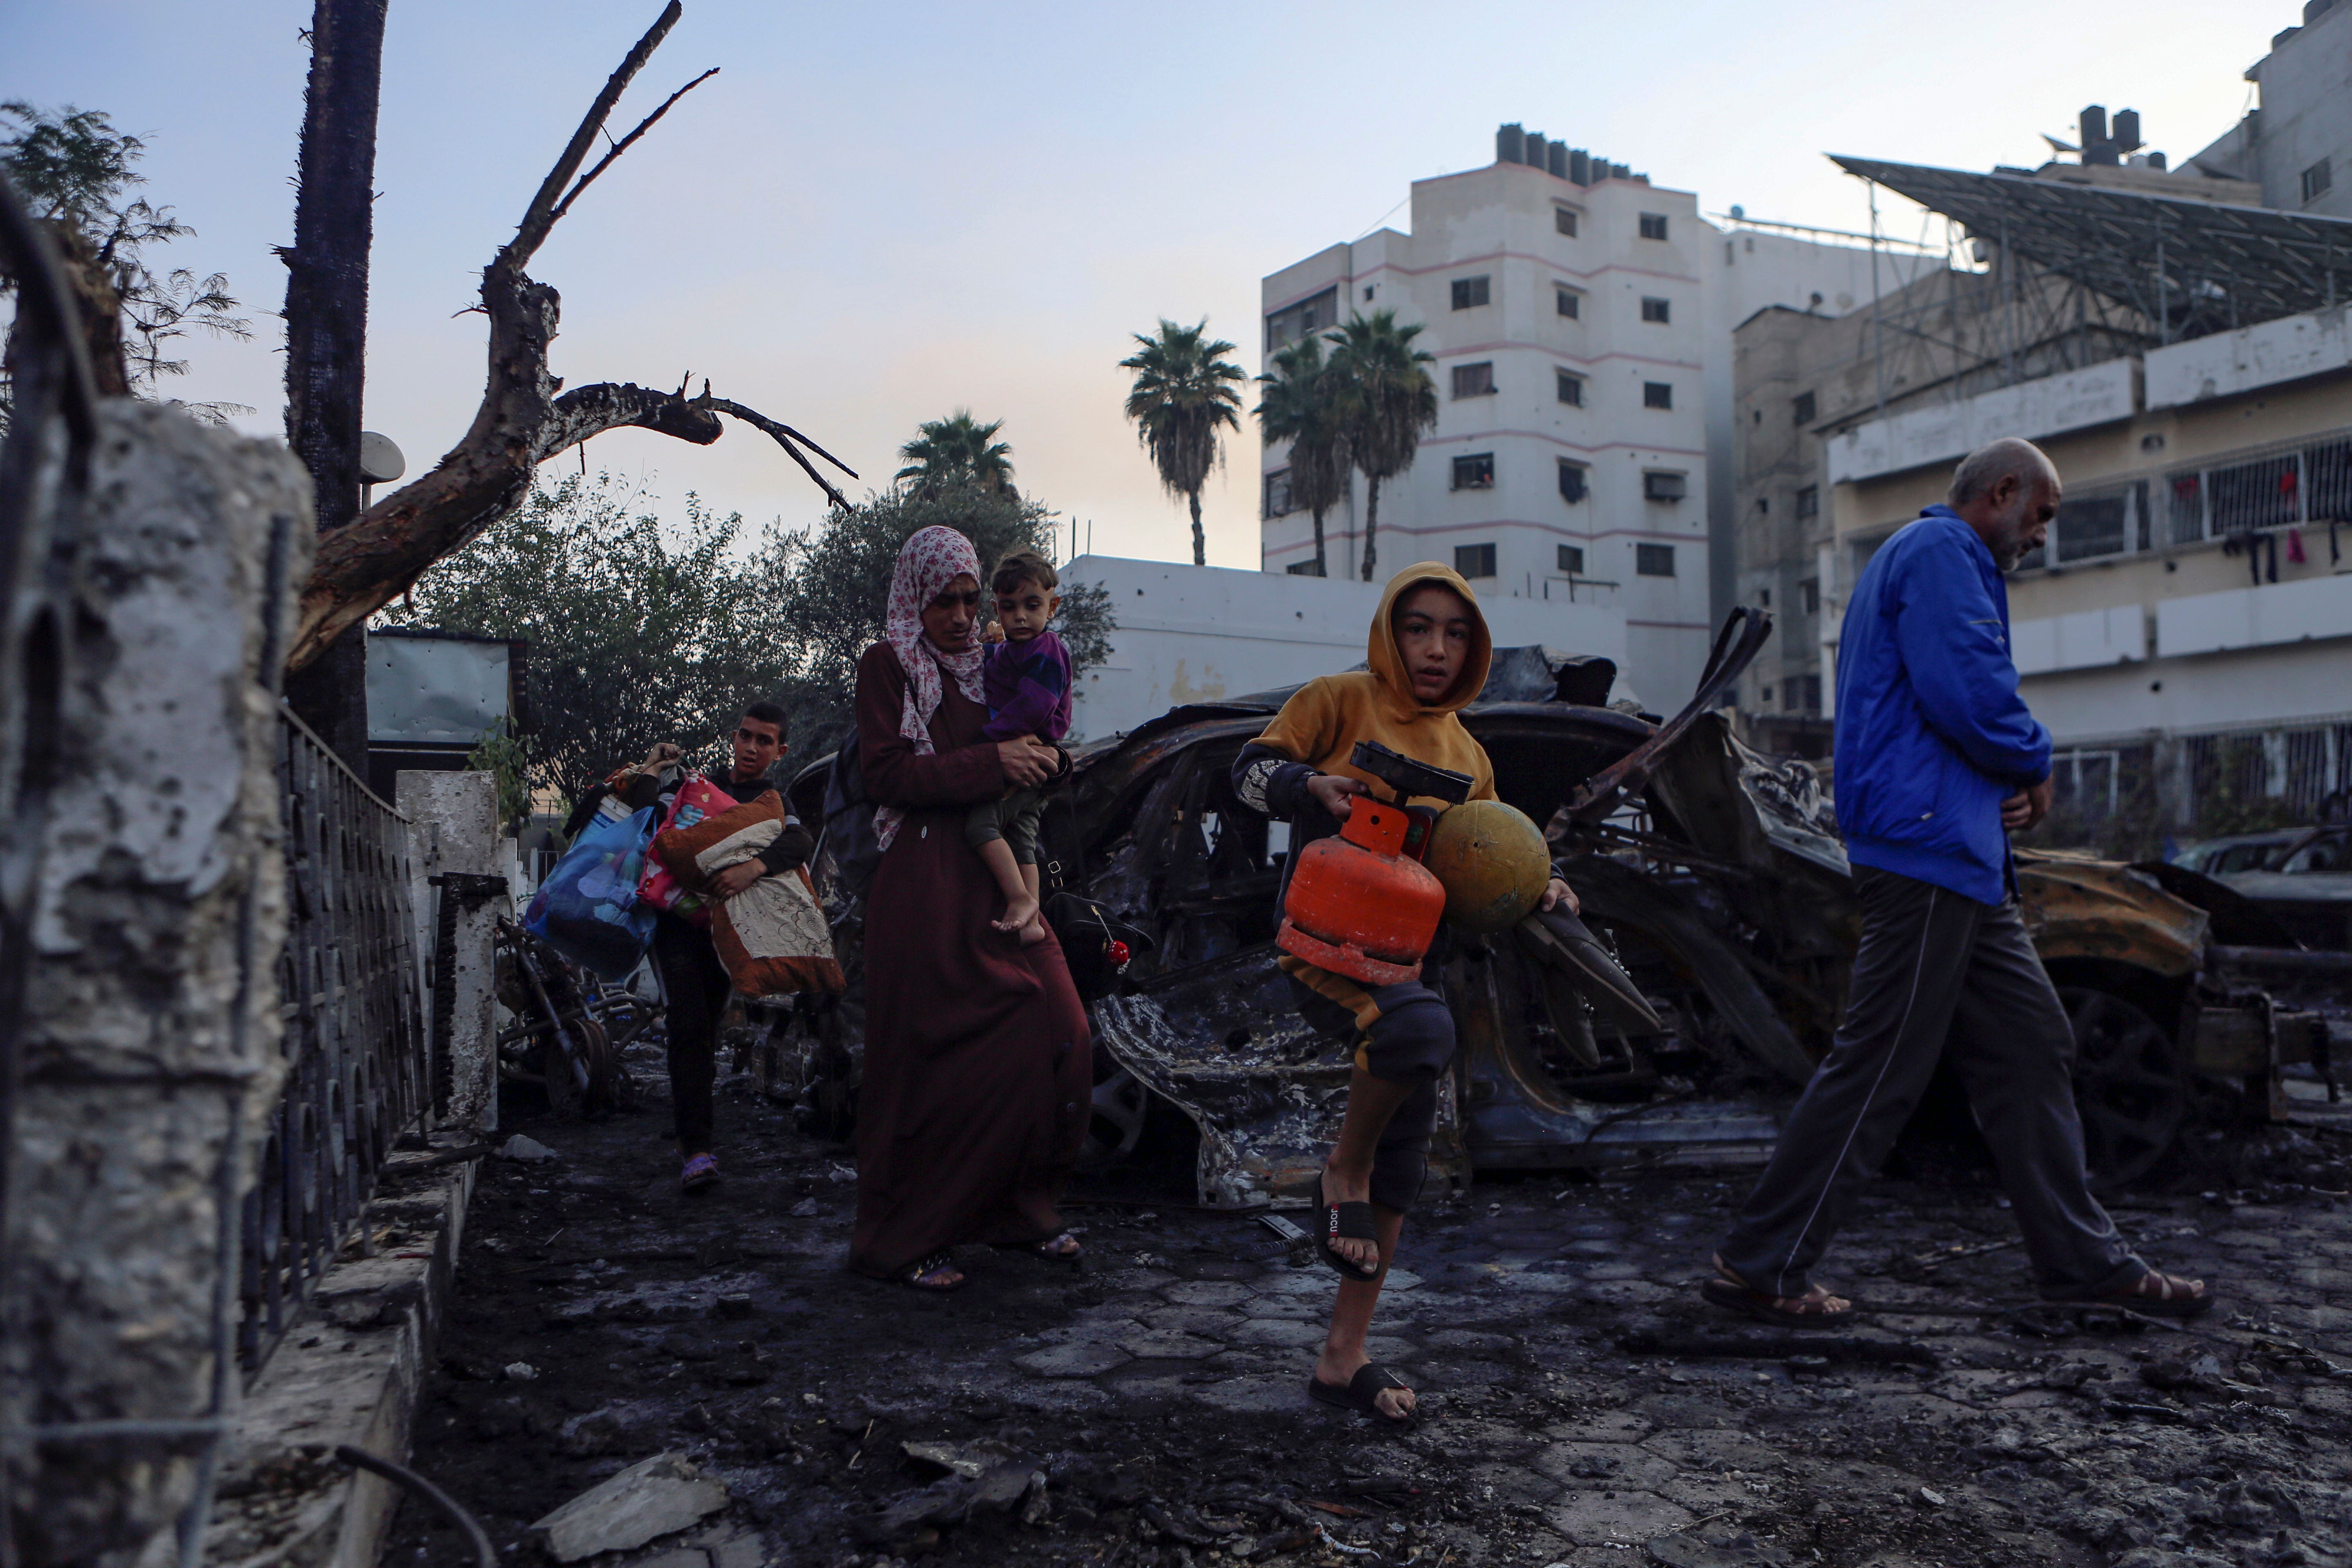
[2061,986,2184,1188]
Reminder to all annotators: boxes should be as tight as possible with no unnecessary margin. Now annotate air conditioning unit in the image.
[1644,471,1688,501]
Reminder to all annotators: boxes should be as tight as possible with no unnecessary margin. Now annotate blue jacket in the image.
[1834,506,2051,905]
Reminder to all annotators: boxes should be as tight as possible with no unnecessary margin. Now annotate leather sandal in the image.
[2049,1267,2214,1320]
[1701,1256,1853,1327]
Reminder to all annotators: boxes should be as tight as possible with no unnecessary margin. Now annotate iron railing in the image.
[239,708,427,1373]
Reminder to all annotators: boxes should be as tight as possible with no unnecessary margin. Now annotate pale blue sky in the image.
[2,1,2284,567]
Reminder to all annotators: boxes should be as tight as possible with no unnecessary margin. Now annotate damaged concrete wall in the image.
[396,769,504,1131]
[1,403,310,1568]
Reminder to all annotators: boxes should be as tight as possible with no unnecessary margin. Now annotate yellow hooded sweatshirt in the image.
[1248,561,1500,807]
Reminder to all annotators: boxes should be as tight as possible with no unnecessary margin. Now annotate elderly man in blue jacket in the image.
[1704,438,2214,1324]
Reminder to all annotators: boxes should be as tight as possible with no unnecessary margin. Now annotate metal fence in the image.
[238,709,427,1374]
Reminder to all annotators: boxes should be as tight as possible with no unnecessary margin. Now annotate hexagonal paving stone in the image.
[1114,1328,1226,1360]
[1422,1328,1519,1353]
[1227,1316,1326,1349]
[1460,1461,1561,1508]
[1542,1490,1694,1546]
[1033,1318,1143,1346]
[1189,1375,1303,1414]
[1544,1409,1655,1444]
[1016,1340,1133,1378]
[1238,1294,1325,1321]
[1532,1441,1680,1491]
[1163,1278,1254,1307]
[1138,1305,1244,1337]
[1640,1428,1787,1471]
[1493,1270,1582,1295]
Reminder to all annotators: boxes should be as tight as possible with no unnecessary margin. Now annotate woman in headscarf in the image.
[848,526,1091,1290]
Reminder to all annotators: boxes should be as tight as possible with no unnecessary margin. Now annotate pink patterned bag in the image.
[634,774,734,927]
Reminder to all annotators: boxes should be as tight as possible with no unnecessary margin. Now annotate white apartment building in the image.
[1259,125,1880,707]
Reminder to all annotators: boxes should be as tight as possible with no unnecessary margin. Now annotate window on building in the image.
[1792,390,1817,425]
[1556,369,1584,406]
[1451,275,1491,310]
[1760,683,1775,706]
[1758,586,1772,607]
[1640,296,1670,323]
[1636,543,1676,577]
[1557,459,1588,503]
[2053,487,2134,563]
[1801,577,1819,614]
[1795,485,1819,522]
[1802,674,1822,713]
[1555,207,1579,237]
[2304,158,2333,204]
[1287,559,1325,576]
[1451,452,1496,490]
[1644,381,1673,410]
[1643,470,1687,501]
[1555,286,1580,319]
[1638,212,1669,241]
[1265,287,1338,351]
[1557,544,1586,575]
[1451,361,1497,399]
[1263,468,1294,517]
[1454,543,1497,579]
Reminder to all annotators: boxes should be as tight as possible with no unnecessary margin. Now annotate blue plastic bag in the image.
[524,806,657,980]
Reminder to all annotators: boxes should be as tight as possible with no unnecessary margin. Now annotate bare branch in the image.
[696,396,854,508]
[547,67,720,229]
[504,1,683,267]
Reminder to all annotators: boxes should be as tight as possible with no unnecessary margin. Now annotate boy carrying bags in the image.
[1230,563,1577,1425]
[967,550,1073,943]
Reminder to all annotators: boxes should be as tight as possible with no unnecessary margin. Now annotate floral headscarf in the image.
[873,525,987,851]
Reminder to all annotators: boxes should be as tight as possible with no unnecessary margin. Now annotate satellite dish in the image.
[359,431,406,486]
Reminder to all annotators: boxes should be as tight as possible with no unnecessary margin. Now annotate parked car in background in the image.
[2192,821,2352,952]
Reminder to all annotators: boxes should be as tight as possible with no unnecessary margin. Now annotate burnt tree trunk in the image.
[279,0,388,779]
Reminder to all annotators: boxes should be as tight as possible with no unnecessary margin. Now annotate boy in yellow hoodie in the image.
[1230,564,1576,1425]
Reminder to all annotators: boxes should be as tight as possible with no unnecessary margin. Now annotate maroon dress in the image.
[849,640,1091,1277]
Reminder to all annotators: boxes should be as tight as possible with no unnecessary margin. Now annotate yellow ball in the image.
[1424,800,1551,932]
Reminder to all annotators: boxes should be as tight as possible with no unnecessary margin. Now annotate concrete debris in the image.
[869,1457,1045,1543]
[528,1451,731,1563]
[790,1198,819,1217]
[902,1439,1023,1478]
[1646,1530,1795,1566]
[1916,1486,1948,1507]
[504,1362,540,1381]
[499,1134,560,1162]
[557,1408,624,1458]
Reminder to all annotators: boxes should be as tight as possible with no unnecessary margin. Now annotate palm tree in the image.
[1120,318,1245,566]
[1327,310,1438,583]
[896,411,1015,497]
[1255,332,1350,578]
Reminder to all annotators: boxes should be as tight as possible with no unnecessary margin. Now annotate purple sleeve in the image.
[980,633,1074,742]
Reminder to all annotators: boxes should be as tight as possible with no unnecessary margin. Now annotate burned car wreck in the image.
[782,613,2336,1209]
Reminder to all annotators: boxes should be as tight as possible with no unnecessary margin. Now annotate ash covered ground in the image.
[389,1060,2352,1568]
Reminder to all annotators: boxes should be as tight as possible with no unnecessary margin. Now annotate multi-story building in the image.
[1258,126,1878,710]
[2186,0,2352,221]
[1745,112,2352,842]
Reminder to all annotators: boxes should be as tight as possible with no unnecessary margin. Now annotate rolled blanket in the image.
[654,791,846,997]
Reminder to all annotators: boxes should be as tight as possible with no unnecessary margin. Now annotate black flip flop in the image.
[1700,1274,1853,1330]
[1316,1170,1381,1282]
[1307,1363,1416,1427]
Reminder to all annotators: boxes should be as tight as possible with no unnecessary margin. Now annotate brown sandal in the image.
[2051,1268,2214,1321]
[1702,1256,1854,1328]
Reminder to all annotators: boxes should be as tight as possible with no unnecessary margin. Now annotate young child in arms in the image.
[966,549,1072,943]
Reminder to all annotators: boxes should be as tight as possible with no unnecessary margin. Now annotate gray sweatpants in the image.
[1717,866,2144,1301]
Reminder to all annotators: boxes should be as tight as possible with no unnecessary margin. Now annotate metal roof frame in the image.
[1831,156,2352,342]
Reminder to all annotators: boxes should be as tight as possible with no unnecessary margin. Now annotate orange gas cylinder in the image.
[1276,798,1449,985]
